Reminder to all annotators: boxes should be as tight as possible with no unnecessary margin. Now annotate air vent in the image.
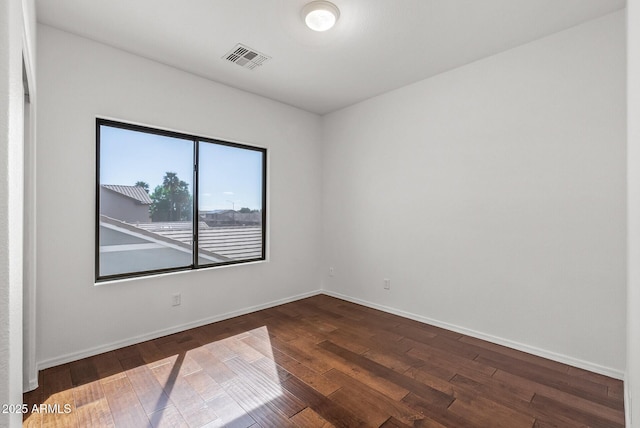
[223,44,271,70]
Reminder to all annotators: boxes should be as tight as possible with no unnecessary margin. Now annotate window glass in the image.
[96,120,266,281]
[198,141,264,264]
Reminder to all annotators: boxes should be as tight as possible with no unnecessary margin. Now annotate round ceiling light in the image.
[302,1,340,32]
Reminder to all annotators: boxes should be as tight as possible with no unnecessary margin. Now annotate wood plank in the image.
[119,354,147,371]
[222,337,265,363]
[404,339,498,378]
[448,374,588,428]
[23,388,43,427]
[325,368,425,426]
[92,352,126,383]
[447,391,535,428]
[71,381,104,408]
[74,398,115,428]
[396,319,462,341]
[289,408,335,428]
[136,341,168,367]
[327,388,390,427]
[175,402,220,428]
[476,354,618,409]
[224,357,306,418]
[315,302,367,322]
[42,366,73,396]
[282,375,368,427]
[250,355,294,384]
[608,382,625,401]
[392,316,464,340]
[566,366,623,389]
[410,417,449,428]
[292,338,411,400]
[183,369,225,403]
[449,372,535,404]
[319,340,453,406]
[219,374,296,428]
[40,398,78,428]
[22,413,42,428]
[422,334,482,360]
[379,416,414,428]
[267,312,329,344]
[244,334,340,396]
[205,340,240,361]
[102,376,151,428]
[126,364,172,415]
[40,366,78,428]
[201,391,256,428]
[321,328,370,355]
[148,405,190,428]
[493,370,625,426]
[268,336,335,373]
[458,335,571,374]
[187,347,238,384]
[150,359,210,422]
[114,345,143,362]
[69,359,99,386]
[402,366,456,395]
[530,394,624,428]
[361,348,418,374]
[401,392,482,428]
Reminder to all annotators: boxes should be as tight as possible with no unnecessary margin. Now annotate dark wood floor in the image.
[23,294,625,427]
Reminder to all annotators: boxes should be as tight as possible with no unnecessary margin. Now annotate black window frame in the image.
[95,118,267,282]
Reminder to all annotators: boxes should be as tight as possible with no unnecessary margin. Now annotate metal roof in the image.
[102,185,153,205]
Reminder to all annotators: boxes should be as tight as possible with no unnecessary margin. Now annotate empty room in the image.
[2,0,640,426]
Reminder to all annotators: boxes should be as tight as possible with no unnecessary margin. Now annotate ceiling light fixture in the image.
[302,1,340,32]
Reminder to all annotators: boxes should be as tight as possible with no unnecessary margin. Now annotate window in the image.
[96,119,266,281]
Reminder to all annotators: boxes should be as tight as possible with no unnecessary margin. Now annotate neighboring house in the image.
[234,211,262,225]
[100,185,152,223]
[200,209,261,226]
[200,209,234,225]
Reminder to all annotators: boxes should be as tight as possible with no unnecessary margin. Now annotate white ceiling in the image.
[36,0,625,115]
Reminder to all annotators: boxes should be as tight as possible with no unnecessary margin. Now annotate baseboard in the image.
[322,290,625,380]
[24,377,38,393]
[36,289,323,372]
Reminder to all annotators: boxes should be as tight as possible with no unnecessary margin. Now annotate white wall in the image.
[1,0,36,425]
[628,0,640,424]
[35,25,322,368]
[322,11,626,376]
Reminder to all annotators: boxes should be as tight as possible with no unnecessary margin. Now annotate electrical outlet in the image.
[384,278,391,290]
[329,267,335,277]
[172,293,181,306]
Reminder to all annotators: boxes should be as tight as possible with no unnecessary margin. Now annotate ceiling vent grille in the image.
[223,44,271,70]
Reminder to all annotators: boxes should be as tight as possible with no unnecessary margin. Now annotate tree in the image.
[239,207,252,213]
[134,181,150,193]
[150,172,192,222]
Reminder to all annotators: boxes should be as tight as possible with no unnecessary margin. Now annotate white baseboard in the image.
[25,377,38,393]
[36,289,323,372]
[322,290,625,380]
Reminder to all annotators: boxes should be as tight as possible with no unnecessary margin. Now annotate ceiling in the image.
[36,0,625,115]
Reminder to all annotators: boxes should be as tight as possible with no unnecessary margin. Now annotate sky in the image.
[99,125,263,211]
